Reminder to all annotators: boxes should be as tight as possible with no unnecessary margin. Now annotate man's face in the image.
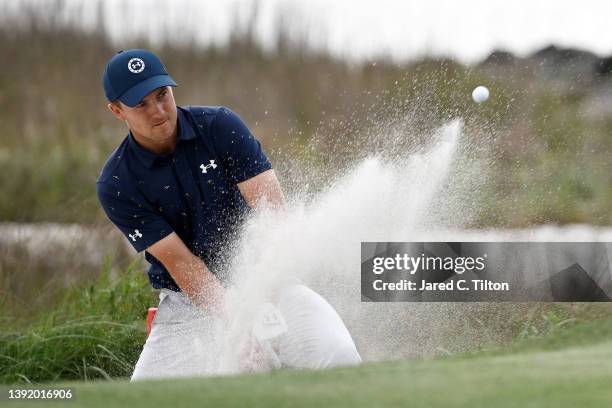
[108,86,178,142]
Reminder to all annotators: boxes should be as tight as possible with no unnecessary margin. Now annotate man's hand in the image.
[147,232,226,314]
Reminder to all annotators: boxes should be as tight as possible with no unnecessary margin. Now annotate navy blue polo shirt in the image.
[96,106,272,291]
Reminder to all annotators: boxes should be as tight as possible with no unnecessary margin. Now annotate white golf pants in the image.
[130,284,361,381]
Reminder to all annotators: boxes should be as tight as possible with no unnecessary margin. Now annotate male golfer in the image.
[97,49,361,380]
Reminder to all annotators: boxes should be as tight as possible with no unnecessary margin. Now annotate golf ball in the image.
[472,86,489,103]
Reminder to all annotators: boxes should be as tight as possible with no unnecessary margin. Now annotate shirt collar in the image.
[177,107,197,141]
[127,106,196,168]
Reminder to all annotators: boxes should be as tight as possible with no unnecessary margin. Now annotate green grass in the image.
[2,260,611,387]
[0,261,157,383]
[4,316,612,407]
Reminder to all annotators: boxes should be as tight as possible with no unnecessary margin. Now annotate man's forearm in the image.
[238,169,286,210]
[171,253,225,312]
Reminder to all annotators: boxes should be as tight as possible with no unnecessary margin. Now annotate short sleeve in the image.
[96,182,173,253]
[210,107,273,184]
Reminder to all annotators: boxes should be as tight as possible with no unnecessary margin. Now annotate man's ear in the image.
[107,102,125,120]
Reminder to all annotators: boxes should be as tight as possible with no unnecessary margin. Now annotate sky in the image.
[6,0,612,64]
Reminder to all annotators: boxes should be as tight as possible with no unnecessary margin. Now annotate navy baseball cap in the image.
[102,49,177,107]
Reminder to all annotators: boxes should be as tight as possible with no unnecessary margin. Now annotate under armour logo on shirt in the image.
[200,160,217,174]
[129,229,143,241]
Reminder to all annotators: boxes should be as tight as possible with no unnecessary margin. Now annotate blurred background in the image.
[1,0,611,383]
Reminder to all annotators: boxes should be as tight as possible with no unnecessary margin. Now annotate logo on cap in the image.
[127,58,145,73]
